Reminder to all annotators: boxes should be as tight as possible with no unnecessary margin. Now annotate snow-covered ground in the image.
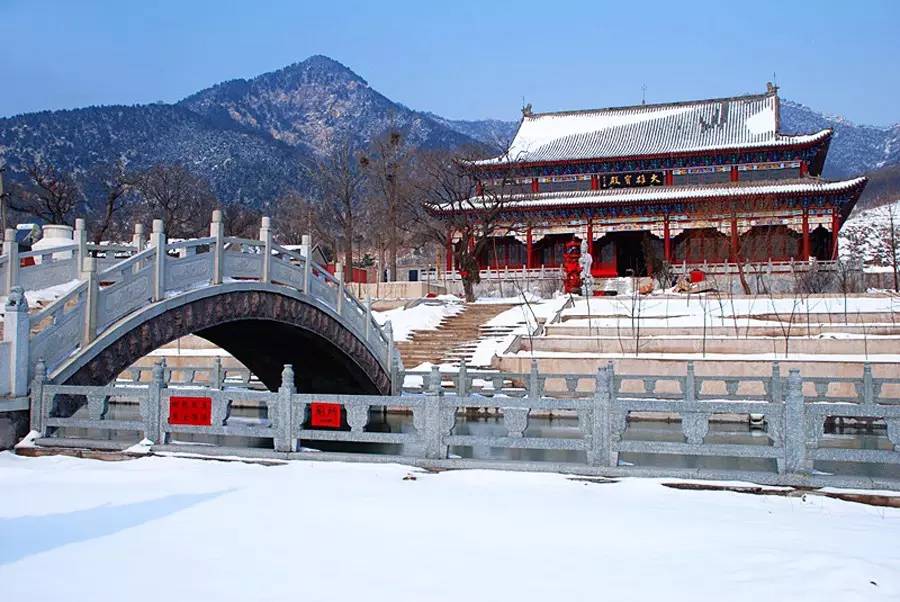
[561,294,900,329]
[0,279,81,319]
[0,453,897,601]
[372,300,464,341]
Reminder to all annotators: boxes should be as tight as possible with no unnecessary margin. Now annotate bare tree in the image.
[305,139,366,281]
[0,164,8,232]
[9,157,83,225]
[86,159,139,243]
[221,201,263,238]
[410,148,517,302]
[273,190,319,245]
[361,129,414,281]
[134,164,217,238]
[889,202,899,292]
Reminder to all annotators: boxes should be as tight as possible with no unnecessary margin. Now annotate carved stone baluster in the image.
[503,407,529,438]
[87,393,109,421]
[886,418,900,452]
[725,379,739,397]
[345,401,369,433]
[681,413,709,445]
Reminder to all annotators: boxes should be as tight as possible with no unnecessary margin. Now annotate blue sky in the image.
[2,0,898,125]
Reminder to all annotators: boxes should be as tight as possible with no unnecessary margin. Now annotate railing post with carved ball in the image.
[29,359,47,435]
[589,362,613,467]
[423,365,446,459]
[770,361,782,403]
[863,363,874,404]
[131,223,146,253]
[210,210,224,285]
[274,364,297,452]
[260,216,272,284]
[782,368,809,475]
[131,223,145,274]
[73,218,87,274]
[684,361,696,402]
[81,256,99,345]
[3,228,19,295]
[364,296,372,341]
[150,219,166,302]
[383,319,396,393]
[302,233,312,293]
[4,287,31,398]
[144,360,165,444]
[335,262,344,316]
[457,360,468,396]
[212,356,223,390]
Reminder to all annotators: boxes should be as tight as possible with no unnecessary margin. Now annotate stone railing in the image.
[28,360,900,490]
[117,359,262,390]
[2,212,397,399]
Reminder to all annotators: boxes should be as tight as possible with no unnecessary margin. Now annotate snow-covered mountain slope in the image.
[780,100,900,179]
[179,55,475,157]
[840,199,900,266]
[0,56,481,208]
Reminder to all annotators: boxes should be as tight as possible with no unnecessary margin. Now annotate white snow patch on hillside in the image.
[0,453,897,601]
[840,200,900,266]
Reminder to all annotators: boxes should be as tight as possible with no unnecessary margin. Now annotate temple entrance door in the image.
[609,232,648,277]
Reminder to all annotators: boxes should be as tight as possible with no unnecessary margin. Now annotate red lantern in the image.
[562,240,582,294]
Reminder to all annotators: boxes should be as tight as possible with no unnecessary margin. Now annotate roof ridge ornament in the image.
[521,103,533,118]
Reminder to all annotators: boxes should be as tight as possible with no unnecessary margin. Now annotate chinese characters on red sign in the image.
[310,402,342,428]
[168,396,212,426]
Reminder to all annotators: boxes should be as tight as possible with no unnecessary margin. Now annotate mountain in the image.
[0,56,480,209]
[422,113,518,152]
[179,55,474,156]
[779,100,900,180]
[1,55,898,211]
[0,104,308,209]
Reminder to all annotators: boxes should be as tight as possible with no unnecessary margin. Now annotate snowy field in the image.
[1,452,898,601]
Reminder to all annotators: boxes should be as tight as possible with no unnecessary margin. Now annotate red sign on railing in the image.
[169,396,212,426]
[310,402,342,428]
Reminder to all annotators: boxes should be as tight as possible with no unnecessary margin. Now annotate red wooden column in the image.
[801,208,811,260]
[831,207,840,259]
[531,178,539,193]
[663,215,671,262]
[526,226,534,269]
[590,175,599,190]
[664,170,673,186]
[730,217,739,263]
[446,230,454,271]
[730,165,739,182]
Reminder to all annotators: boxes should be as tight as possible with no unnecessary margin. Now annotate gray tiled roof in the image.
[476,91,831,165]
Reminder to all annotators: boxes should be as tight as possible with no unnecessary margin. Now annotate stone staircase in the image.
[396,303,518,368]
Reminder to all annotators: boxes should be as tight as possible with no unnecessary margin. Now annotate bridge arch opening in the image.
[56,287,390,396]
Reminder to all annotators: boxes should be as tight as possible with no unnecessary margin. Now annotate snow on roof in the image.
[476,91,831,165]
[438,178,868,212]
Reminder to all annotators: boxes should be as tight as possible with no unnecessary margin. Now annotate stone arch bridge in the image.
[1,212,399,410]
